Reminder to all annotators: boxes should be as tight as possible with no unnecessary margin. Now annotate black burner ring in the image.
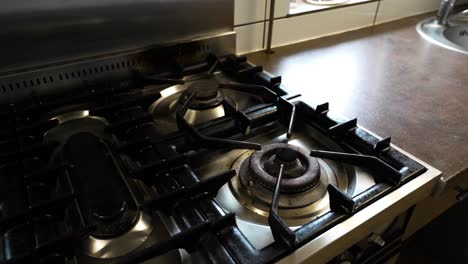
[241,143,321,193]
[275,148,298,163]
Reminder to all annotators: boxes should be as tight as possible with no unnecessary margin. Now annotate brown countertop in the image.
[247,13,468,182]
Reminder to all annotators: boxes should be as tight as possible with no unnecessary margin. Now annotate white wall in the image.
[376,0,468,24]
[272,3,377,47]
[375,0,441,24]
[235,0,266,25]
[234,0,290,54]
[235,0,468,54]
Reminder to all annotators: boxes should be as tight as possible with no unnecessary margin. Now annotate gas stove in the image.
[0,1,441,263]
[0,47,441,263]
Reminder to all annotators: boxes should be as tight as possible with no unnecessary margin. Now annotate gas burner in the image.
[148,75,263,135]
[242,143,322,194]
[177,79,237,125]
[237,143,328,210]
[216,141,357,228]
[179,79,233,110]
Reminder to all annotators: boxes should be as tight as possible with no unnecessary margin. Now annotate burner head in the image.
[275,148,298,163]
[149,76,264,135]
[181,79,226,110]
[242,143,321,194]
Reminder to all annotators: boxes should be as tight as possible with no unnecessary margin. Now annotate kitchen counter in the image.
[247,12,468,183]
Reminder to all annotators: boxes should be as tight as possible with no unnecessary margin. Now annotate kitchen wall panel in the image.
[235,22,267,54]
[272,2,377,48]
[270,0,291,18]
[235,0,468,54]
[375,0,441,24]
[235,0,267,25]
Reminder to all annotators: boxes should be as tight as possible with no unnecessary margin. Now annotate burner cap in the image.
[275,148,298,163]
[181,79,225,110]
[240,143,321,193]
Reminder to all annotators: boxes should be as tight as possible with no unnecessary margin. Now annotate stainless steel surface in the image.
[276,132,441,264]
[52,110,91,124]
[82,212,153,258]
[0,0,234,73]
[417,8,468,55]
[148,72,265,135]
[437,0,457,25]
[194,122,376,250]
[431,177,447,198]
[44,114,110,147]
[0,32,236,104]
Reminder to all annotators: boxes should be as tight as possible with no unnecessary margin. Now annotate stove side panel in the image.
[0,0,234,73]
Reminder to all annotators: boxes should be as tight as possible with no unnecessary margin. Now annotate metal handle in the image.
[437,0,457,25]
[431,177,446,198]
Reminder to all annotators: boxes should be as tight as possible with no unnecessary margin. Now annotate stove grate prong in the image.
[220,83,296,138]
[328,118,358,139]
[219,83,277,103]
[222,98,252,135]
[237,65,264,76]
[309,150,403,185]
[268,164,297,248]
[277,96,296,139]
[90,90,162,117]
[176,91,261,151]
[188,125,261,150]
[105,113,153,133]
[0,193,76,231]
[315,102,330,116]
[129,153,191,179]
[327,184,356,214]
[1,225,95,264]
[207,58,220,76]
[373,137,392,154]
[224,55,282,88]
[141,169,236,212]
[114,213,236,264]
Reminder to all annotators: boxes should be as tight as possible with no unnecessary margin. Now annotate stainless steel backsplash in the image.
[0,0,234,73]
